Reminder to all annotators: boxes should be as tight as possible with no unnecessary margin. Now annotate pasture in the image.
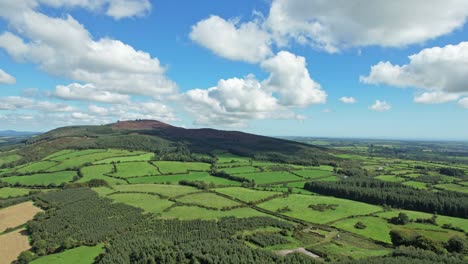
[160,206,267,220]
[214,187,281,202]
[293,169,333,179]
[127,172,241,186]
[1,171,76,186]
[31,244,105,264]
[153,161,211,174]
[93,153,154,164]
[113,184,199,198]
[108,193,174,214]
[111,161,159,178]
[77,164,127,184]
[240,171,303,184]
[176,192,240,209]
[15,161,58,174]
[0,187,31,199]
[332,216,392,243]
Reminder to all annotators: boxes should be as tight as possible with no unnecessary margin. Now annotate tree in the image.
[446,236,466,253]
[389,213,410,225]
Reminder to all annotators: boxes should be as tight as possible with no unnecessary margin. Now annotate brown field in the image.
[0,202,42,232]
[0,229,31,264]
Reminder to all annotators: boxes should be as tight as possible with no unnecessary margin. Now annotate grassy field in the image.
[15,161,58,174]
[49,149,106,161]
[31,244,105,264]
[332,216,392,243]
[0,202,42,232]
[112,161,159,178]
[176,192,240,209]
[434,183,468,193]
[402,181,428,189]
[108,193,174,214]
[1,171,76,186]
[77,164,127,184]
[113,184,199,197]
[214,187,281,202]
[216,153,250,164]
[127,172,241,186]
[293,169,333,179]
[153,161,211,174]
[0,154,22,166]
[220,166,260,174]
[93,153,154,164]
[160,206,267,220]
[257,194,382,224]
[0,187,31,198]
[239,171,303,184]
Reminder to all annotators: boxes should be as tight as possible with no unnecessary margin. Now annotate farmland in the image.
[0,202,42,232]
[0,130,467,263]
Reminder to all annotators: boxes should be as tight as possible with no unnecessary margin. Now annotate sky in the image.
[0,0,467,140]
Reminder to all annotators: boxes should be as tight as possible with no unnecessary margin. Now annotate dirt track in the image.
[0,201,42,232]
[0,229,31,264]
[276,247,320,258]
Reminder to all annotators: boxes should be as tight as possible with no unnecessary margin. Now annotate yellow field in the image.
[0,202,42,232]
[0,228,31,264]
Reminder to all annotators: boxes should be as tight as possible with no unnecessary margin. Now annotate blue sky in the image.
[0,0,467,140]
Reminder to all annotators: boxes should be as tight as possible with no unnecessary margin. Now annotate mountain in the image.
[13,119,338,166]
[0,130,40,137]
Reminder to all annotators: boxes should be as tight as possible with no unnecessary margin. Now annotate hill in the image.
[7,120,338,167]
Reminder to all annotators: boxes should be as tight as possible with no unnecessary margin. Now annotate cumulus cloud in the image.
[339,96,357,104]
[190,15,272,63]
[361,42,468,104]
[261,51,326,107]
[54,83,130,103]
[0,69,16,84]
[369,100,392,112]
[0,5,176,99]
[0,96,75,112]
[459,98,468,109]
[266,0,468,52]
[183,51,326,127]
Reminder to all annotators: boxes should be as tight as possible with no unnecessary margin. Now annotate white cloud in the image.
[0,96,75,112]
[183,51,326,127]
[339,96,357,104]
[0,69,16,84]
[459,98,468,108]
[54,83,130,103]
[361,42,468,104]
[261,51,326,107]
[266,0,468,52]
[369,100,392,112]
[0,5,176,99]
[190,15,272,63]
[414,92,461,104]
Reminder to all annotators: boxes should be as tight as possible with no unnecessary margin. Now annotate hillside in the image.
[8,120,337,166]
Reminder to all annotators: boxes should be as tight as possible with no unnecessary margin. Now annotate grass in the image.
[49,149,106,161]
[0,154,22,166]
[160,206,267,220]
[434,183,468,193]
[214,187,281,202]
[127,172,241,186]
[375,175,406,182]
[93,153,155,164]
[332,216,392,243]
[77,164,127,185]
[220,166,260,174]
[316,176,339,182]
[0,187,31,198]
[216,153,250,164]
[1,171,76,186]
[257,194,382,224]
[314,242,390,260]
[30,244,104,264]
[293,169,333,179]
[153,161,211,174]
[42,149,75,160]
[15,161,58,174]
[92,186,115,196]
[108,193,174,214]
[112,161,159,178]
[176,192,240,209]
[402,181,428,189]
[113,184,199,197]
[240,171,303,184]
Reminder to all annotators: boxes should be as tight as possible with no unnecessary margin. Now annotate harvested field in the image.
[0,229,30,264]
[0,201,42,232]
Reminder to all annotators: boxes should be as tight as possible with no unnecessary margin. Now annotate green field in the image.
[16,161,58,174]
[239,171,302,184]
[402,181,428,189]
[112,161,159,178]
[214,187,281,202]
[434,183,468,193]
[30,244,104,264]
[127,172,241,186]
[176,192,240,209]
[332,216,392,243]
[257,194,382,224]
[94,153,155,164]
[161,206,267,220]
[216,153,250,164]
[108,193,174,214]
[0,154,22,166]
[77,164,127,184]
[1,171,76,186]
[293,169,333,179]
[113,184,199,197]
[220,166,260,174]
[153,161,211,174]
[0,187,31,198]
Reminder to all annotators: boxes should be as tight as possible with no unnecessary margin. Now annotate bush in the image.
[354,221,367,229]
